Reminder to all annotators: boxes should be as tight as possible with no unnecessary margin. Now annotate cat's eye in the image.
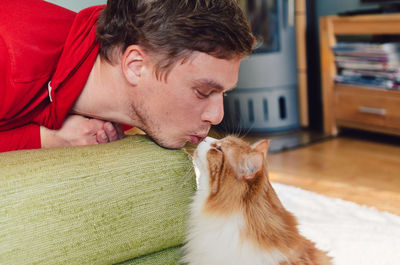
[213,144,222,152]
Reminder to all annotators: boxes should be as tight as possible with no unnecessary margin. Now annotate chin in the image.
[152,136,186,150]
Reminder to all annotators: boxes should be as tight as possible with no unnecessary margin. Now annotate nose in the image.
[201,93,224,125]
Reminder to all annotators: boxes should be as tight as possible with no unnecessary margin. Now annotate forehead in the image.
[174,52,242,91]
[214,137,253,160]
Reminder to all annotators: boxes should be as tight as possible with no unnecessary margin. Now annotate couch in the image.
[0,136,196,264]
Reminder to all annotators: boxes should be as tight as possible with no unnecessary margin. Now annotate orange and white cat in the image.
[182,136,332,265]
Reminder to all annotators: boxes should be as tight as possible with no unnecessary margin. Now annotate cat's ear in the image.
[240,152,263,181]
[252,139,270,159]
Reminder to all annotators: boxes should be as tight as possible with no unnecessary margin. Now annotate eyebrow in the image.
[193,78,237,92]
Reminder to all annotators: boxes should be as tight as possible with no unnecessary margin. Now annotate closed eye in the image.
[194,88,212,99]
[212,143,222,152]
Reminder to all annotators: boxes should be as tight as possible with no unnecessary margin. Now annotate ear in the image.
[240,152,263,181]
[121,45,145,86]
[252,139,270,159]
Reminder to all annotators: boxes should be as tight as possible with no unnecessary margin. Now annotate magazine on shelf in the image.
[333,42,400,53]
[342,69,400,82]
[332,42,400,90]
[334,74,394,89]
[336,61,399,71]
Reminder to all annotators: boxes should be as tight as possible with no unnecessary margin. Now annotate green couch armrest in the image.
[0,136,195,265]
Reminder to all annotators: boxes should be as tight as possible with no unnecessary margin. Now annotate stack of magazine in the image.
[333,42,400,90]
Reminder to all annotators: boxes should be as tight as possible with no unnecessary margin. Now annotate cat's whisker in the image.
[223,117,238,137]
[239,122,255,140]
[234,121,242,138]
[210,126,225,140]
[229,120,242,138]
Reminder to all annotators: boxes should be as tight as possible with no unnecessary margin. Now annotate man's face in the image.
[131,52,241,149]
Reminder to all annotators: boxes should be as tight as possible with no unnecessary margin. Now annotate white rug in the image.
[272,183,400,265]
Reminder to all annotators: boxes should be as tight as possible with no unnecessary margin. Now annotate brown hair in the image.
[96,0,255,79]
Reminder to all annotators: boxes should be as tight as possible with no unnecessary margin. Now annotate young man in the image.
[0,0,255,152]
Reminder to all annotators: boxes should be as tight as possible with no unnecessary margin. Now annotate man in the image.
[0,0,255,152]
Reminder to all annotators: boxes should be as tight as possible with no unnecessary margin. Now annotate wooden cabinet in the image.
[319,14,400,136]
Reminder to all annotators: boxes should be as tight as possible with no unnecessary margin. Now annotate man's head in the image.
[96,0,255,148]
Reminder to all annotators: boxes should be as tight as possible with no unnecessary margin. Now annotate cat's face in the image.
[193,136,270,215]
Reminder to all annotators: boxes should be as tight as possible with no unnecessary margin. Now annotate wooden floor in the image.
[267,136,400,216]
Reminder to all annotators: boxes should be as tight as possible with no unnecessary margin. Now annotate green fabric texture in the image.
[0,136,195,265]
[118,246,182,265]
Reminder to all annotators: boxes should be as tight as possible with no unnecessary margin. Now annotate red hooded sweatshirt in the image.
[0,0,104,152]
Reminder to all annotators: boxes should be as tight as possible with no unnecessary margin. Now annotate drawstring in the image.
[48,81,53,102]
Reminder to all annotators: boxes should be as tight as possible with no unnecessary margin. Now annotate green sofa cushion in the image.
[119,246,181,265]
[0,136,195,264]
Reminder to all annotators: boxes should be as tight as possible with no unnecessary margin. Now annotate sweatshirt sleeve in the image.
[0,124,41,153]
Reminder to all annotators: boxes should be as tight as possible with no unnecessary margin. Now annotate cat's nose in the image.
[204,137,217,143]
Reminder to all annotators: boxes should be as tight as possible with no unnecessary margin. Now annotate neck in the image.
[71,55,134,125]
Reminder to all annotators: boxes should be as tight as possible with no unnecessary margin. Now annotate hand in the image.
[40,115,125,148]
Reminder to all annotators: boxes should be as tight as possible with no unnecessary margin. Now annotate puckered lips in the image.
[189,133,208,144]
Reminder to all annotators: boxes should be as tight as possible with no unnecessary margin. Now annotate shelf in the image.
[334,84,400,96]
[320,14,400,136]
[330,14,400,35]
[336,120,400,136]
[335,84,400,131]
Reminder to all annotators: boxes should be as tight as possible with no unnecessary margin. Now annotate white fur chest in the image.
[182,192,289,265]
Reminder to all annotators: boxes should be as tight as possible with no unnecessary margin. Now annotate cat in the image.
[182,136,332,265]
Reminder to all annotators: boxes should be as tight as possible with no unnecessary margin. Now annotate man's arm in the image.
[40,115,125,148]
[0,124,41,152]
[0,115,125,153]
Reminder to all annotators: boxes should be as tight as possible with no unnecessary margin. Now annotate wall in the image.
[45,0,106,12]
